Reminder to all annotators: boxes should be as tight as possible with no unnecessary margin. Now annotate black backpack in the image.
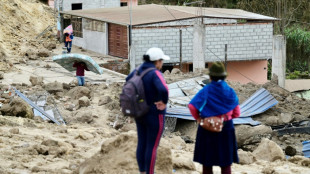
[120,67,156,118]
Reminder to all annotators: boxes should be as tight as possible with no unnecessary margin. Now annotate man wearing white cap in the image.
[125,48,170,174]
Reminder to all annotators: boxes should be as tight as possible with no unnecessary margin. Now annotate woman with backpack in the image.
[188,62,240,174]
[125,47,170,174]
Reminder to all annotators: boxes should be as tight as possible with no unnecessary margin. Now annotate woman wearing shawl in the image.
[188,62,240,174]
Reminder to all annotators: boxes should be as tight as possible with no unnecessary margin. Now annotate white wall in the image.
[61,0,120,11]
[73,23,108,55]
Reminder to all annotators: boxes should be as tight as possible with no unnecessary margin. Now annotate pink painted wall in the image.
[121,0,138,6]
[225,60,268,84]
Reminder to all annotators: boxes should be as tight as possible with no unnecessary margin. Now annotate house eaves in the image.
[60,4,278,26]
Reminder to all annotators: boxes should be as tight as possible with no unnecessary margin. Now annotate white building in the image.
[61,4,278,84]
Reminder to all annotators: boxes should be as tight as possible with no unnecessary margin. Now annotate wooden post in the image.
[179,29,183,70]
[225,44,228,69]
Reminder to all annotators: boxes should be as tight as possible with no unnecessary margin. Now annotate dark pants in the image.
[65,41,72,53]
[135,108,165,174]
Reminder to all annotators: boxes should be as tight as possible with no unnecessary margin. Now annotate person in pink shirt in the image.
[188,62,240,174]
[73,62,89,86]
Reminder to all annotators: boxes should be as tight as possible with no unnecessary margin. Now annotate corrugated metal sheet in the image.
[166,80,278,126]
[302,141,310,158]
[60,4,277,26]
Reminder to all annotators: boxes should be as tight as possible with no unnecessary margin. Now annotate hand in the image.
[197,117,202,124]
[154,101,166,111]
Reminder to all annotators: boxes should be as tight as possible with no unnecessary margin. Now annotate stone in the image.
[29,76,44,86]
[106,101,120,111]
[44,42,57,50]
[44,82,63,94]
[37,49,50,57]
[288,156,310,167]
[64,103,75,111]
[238,149,256,165]
[45,64,51,69]
[41,139,58,146]
[0,72,4,79]
[78,132,94,140]
[294,114,307,122]
[285,145,297,156]
[171,68,182,75]
[0,98,34,119]
[235,125,272,147]
[253,138,285,162]
[164,70,170,76]
[98,96,112,106]
[66,86,91,100]
[76,111,93,124]
[78,96,90,108]
[9,128,19,134]
[280,113,294,124]
[265,116,280,126]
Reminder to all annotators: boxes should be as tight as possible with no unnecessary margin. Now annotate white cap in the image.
[145,47,170,61]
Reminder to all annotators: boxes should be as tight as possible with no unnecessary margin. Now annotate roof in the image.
[285,79,310,92]
[60,4,277,26]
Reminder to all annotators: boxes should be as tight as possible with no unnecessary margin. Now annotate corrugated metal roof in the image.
[60,4,277,26]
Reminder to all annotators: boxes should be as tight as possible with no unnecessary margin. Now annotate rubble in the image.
[0,98,34,119]
[78,96,90,108]
[98,96,112,106]
[253,138,285,162]
[66,86,91,100]
[29,76,44,86]
[238,149,256,165]
[44,81,63,94]
[77,131,173,174]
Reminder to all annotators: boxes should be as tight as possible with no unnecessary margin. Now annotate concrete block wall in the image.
[132,22,273,66]
[204,23,273,62]
[62,0,120,11]
[132,27,193,65]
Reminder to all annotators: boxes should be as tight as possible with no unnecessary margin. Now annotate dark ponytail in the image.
[143,54,151,62]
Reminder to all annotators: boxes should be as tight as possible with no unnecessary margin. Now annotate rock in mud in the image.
[66,86,91,100]
[9,128,19,134]
[235,125,272,147]
[238,149,256,165]
[78,96,90,108]
[37,49,50,57]
[44,82,63,94]
[280,113,294,124]
[0,98,34,119]
[29,76,44,86]
[98,96,112,106]
[285,146,297,156]
[171,68,182,75]
[106,101,120,111]
[76,111,93,124]
[265,116,280,126]
[253,138,285,162]
[288,156,310,167]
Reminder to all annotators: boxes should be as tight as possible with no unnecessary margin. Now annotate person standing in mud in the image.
[125,48,170,174]
[64,32,73,53]
[73,61,89,86]
[188,62,240,174]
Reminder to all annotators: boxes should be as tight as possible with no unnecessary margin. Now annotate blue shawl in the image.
[189,80,239,118]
